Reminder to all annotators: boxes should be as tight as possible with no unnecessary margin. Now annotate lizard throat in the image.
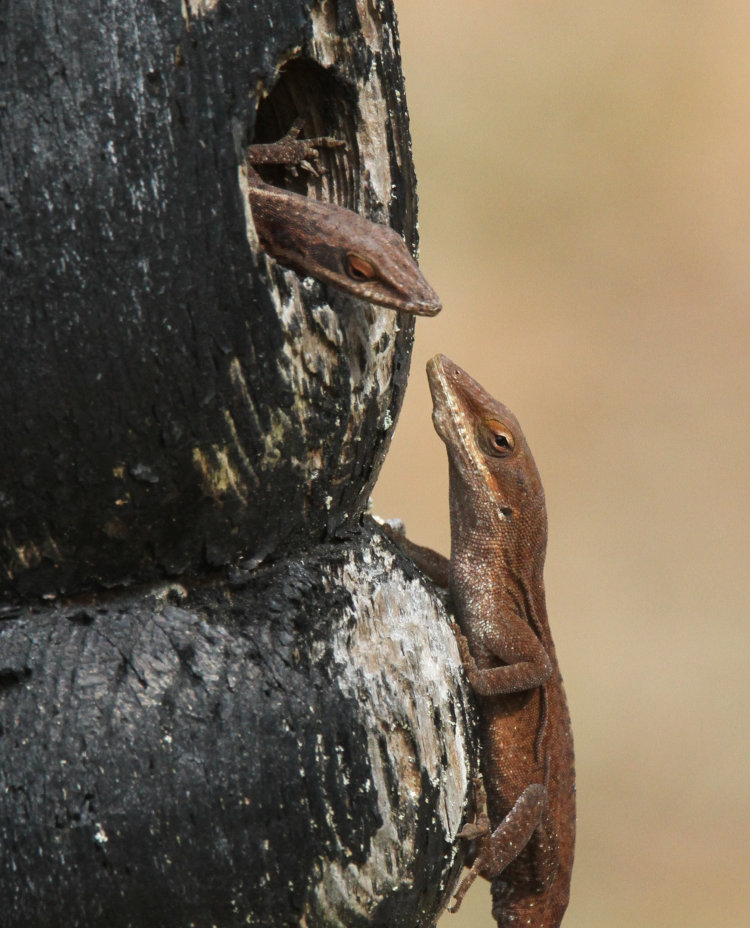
[429,361,508,527]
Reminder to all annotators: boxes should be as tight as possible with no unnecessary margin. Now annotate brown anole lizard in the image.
[246,120,441,316]
[387,354,575,927]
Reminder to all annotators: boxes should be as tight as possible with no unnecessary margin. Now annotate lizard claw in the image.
[298,159,319,177]
[455,775,490,841]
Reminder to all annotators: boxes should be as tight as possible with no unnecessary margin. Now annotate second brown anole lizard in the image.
[386,355,575,927]
[246,120,441,316]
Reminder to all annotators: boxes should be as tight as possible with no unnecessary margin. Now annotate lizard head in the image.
[426,354,546,539]
[253,190,442,316]
[305,203,442,316]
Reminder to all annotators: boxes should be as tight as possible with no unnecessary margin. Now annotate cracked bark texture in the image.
[0,1,474,925]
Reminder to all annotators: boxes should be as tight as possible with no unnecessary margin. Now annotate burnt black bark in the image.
[0,525,473,928]
[0,0,417,597]
[0,1,474,925]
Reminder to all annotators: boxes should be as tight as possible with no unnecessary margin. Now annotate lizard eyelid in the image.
[478,419,516,457]
[345,252,377,282]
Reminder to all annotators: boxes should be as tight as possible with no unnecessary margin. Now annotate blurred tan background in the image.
[372,3,750,927]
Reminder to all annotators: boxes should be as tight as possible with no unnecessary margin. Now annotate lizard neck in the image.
[447,456,551,647]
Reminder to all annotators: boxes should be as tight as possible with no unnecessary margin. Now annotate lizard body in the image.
[415,355,575,927]
[246,122,441,316]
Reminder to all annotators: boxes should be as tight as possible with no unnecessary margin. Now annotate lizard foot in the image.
[248,116,347,176]
[448,776,490,914]
[448,781,548,915]
[451,624,474,668]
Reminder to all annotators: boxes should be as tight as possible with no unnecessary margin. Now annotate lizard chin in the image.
[426,356,455,444]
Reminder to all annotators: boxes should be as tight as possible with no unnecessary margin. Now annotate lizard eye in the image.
[346,252,377,282]
[478,419,515,457]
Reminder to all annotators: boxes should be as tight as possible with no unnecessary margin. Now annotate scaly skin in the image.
[425,354,575,928]
[246,121,441,316]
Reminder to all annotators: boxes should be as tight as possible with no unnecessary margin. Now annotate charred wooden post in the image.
[0,1,474,925]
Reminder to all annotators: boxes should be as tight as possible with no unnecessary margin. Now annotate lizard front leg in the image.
[453,618,552,696]
[247,116,346,176]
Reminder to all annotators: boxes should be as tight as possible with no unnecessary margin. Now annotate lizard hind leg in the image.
[448,781,547,915]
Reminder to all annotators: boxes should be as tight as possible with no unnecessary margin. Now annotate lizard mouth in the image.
[406,291,442,317]
[426,354,499,491]
[426,354,465,441]
[377,289,442,317]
